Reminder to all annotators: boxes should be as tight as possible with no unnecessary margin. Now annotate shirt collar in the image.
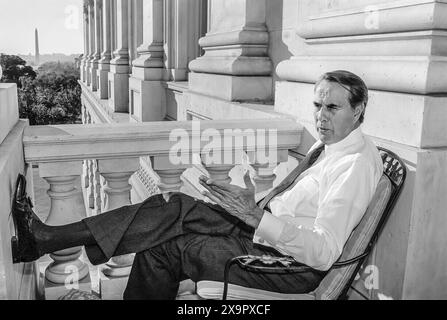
[324,127,364,157]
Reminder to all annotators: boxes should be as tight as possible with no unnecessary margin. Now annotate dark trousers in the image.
[82,193,325,300]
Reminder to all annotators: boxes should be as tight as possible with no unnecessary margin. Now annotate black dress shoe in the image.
[11,174,42,264]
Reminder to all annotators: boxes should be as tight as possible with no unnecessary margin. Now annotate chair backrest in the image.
[314,147,407,300]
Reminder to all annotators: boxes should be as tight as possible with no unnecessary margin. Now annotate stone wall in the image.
[269,0,447,299]
[0,84,32,300]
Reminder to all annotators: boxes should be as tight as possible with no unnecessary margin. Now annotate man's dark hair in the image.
[315,70,369,124]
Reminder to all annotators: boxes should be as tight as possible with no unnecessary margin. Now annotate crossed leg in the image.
[16,191,324,299]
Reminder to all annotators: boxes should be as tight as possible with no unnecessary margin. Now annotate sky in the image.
[0,0,83,55]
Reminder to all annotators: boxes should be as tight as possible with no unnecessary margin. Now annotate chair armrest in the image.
[332,250,371,268]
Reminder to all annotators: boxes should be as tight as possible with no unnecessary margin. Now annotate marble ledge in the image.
[298,0,447,39]
[276,56,447,94]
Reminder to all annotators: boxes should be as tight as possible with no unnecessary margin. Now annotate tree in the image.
[1,54,82,126]
[17,61,82,125]
[0,54,36,87]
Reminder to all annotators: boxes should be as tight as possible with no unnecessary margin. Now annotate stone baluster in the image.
[100,159,138,211]
[100,174,107,212]
[82,160,90,190]
[156,169,187,194]
[251,163,277,194]
[39,162,91,300]
[203,165,234,184]
[91,160,103,215]
[97,158,140,300]
[151,156,190,200]
[247,150,289,193]
[81,104,88,125]
[200,149,241,183]
[86,160,96,209]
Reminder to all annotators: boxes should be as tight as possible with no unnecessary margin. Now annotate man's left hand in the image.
[199,171,264,229]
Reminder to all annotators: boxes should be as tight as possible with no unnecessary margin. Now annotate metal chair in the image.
[196,147,407,300]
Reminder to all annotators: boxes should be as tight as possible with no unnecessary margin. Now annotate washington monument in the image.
[35,28,40,66]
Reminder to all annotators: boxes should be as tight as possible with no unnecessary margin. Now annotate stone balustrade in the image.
[23,119,302,299]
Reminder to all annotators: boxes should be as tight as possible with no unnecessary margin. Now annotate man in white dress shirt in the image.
[12,71,383,300]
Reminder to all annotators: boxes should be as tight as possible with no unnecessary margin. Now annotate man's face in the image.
[313,80,363,145]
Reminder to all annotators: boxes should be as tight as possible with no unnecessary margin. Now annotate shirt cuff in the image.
[254,212,287,245]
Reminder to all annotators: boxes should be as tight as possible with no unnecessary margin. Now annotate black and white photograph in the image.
[0,0,446,305]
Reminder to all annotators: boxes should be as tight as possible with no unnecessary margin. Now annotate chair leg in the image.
[223,258,239,300]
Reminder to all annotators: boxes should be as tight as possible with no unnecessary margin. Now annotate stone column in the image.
[87,0,95,86]
[81,0,90,83]
[128,0,143,63]
[164,0,203,81]
[110,0,117,58]
[39,162,91,300]
[98,0,113,99]
[188,0,272,102]
[273,0,447,300]
[108,0,130,113]
[129,0,165,122]
[90,0,103,92]
[97,158,139,300]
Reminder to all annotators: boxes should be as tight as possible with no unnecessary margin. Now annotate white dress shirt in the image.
[253,127,383,271]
